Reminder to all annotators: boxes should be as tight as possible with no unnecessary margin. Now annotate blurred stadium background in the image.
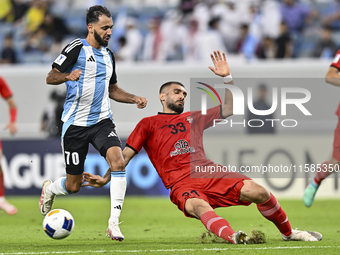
[0,0,340,200]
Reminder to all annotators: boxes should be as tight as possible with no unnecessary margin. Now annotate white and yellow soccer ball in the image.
[43,209,75,239]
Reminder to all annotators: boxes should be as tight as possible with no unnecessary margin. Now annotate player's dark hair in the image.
[86,5,111,25]
[159,81,185,94]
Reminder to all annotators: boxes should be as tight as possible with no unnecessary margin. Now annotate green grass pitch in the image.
[0,196,339,255]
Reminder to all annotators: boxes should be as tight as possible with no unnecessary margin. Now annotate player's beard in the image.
[168,102,184,114]
[94,29,109,47]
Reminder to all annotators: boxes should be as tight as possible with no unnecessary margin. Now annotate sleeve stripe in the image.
[126,144,139,154]
[65,39,82,53]
[331,64,340,72]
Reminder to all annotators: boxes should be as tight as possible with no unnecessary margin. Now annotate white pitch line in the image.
[1,246,340,255]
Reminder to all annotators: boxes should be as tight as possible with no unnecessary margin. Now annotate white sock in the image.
[47,177,69,196]
[0,197,5,203]
[109,171,126,224]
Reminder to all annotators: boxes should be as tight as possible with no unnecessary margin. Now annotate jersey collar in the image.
[158,112,180,115]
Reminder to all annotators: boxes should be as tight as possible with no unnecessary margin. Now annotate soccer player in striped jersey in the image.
[83,51,322,243]
[0,76,17,215]
[304,50,340,207]
[39,5,147,241]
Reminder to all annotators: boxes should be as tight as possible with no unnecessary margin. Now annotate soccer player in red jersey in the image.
[84,51,322,243]
[0,76,17,215]
[304,49,340,207]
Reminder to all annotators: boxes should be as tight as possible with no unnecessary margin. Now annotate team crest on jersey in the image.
[170,139,195,157]
[54,54,67,65]
[186,116,193,123]
[104,55,111,64]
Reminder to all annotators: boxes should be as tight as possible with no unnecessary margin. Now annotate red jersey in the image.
[0,76,12,99]
[331,49,340,116]
[126,106,223,189]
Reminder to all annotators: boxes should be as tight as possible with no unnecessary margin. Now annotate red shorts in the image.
[333,116,340,161]
[170,170,251,218]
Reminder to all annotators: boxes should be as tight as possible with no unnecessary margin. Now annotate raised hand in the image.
[5,122,17,135]
[208,51,230,78]
[66,69,82,81]
[136,96,147,109]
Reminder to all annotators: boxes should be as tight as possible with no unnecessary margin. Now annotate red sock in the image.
[257,193,291,237]
[0,172,5,197]
[314,161,331,185]
[200,211,235,243]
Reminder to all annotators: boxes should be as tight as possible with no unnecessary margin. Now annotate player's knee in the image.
[256,186,270,203]
[185,198,211,219]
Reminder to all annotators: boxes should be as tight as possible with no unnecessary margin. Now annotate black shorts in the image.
[62,119,122,175]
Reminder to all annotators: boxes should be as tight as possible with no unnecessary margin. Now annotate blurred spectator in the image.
[247,84,275,134]
[183,18,200,61]
[192,1,211,32]
[261,0,282,39]
[211,0,244,53]
[194,17,227,62]
[237,23,259,60]
[39,12,68,44]
[180,0,196,16]
[24,0,49,34]
[143,17,164,61]
[160,10,187,61]
[280,0,316,57]
[246,2,262,41]
[0,0,337,63]
[115,36,131,61]
[280,0,314,33]
[124,17,143,61]
[0,34,17,64]
[41,90,65,138]
[0,0,12,22]
[322,0,340,31]
[9,0,29,24]
[256,36,276,59]
[275,21,292,59]
[313,26,337,59]
[24,26,50,53]
[24,11,69,54]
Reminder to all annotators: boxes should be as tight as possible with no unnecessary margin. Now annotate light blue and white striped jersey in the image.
[52,39,117,138]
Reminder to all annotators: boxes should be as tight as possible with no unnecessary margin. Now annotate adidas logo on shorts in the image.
[108,131,117,137]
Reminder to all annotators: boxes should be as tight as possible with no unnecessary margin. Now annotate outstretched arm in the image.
[109,83,147,109]
[46,68,82,85]
[325,66,340,87]
[82,147,137,187]
[208,50,234,118]
[5,97,17,135]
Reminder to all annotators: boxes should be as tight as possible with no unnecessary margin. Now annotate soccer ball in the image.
[43,209,75,239]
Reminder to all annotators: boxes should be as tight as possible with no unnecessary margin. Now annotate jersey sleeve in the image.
[107,48,117,84]
[0,76,13,99]
[191,105,223,130]
[126,118,149,153]
[52,39,83,73]
[331,49,340,70]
